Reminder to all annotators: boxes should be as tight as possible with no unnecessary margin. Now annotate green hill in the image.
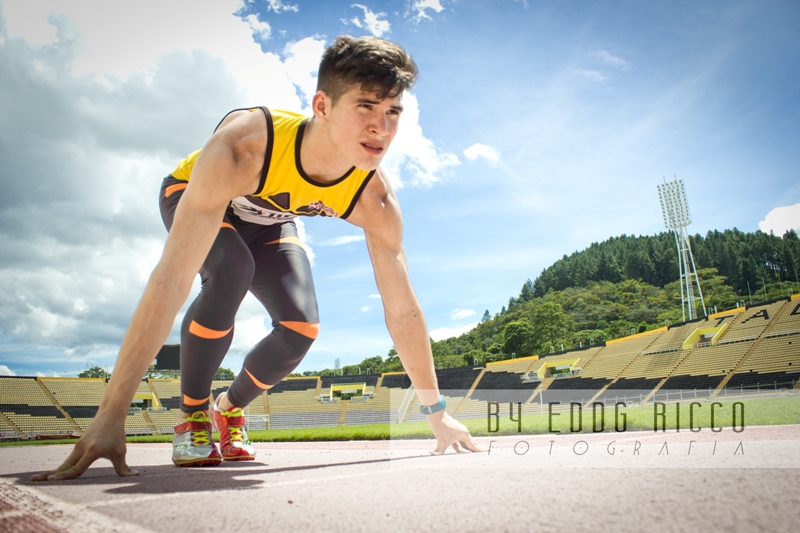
[300,228,800,375]
[533,228,799,297]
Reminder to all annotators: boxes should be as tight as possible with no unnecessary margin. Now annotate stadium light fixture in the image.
[657,176,707,322]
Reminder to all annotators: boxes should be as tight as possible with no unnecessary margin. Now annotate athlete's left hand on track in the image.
[30,410,139,481]
[427,411,486,455]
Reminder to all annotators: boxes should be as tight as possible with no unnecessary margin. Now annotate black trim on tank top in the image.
[211,107,273,196]
[255,106,274,196]
[294,119,355,187]
[213,107,253,132]
[341,170,375,219]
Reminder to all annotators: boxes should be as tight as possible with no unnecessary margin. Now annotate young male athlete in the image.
[33,35,482,481]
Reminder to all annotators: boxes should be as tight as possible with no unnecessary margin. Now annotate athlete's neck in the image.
[299,117,353,184]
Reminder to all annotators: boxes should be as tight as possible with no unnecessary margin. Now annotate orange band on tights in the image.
[265,237,304,247]
[279,321,320,339]
[188,320,233,339]
[244,367,271,390]
[165,182,188,197]
[182,394,209,407]
[221,222,235,230]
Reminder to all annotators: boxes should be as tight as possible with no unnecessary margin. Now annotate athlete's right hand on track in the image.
[30,410,138,481]
[427,411,485,455]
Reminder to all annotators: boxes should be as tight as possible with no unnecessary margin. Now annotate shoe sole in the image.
[222,455,255,461]
[172,458,222,467]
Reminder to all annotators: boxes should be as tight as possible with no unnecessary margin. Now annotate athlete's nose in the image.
[369,114,389,136]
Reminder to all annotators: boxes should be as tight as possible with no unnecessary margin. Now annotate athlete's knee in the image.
[269,321,318,367]
[274,321,318,354]
[200,235,255,295]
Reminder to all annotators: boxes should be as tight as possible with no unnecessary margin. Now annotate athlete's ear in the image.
[311,91,332,122]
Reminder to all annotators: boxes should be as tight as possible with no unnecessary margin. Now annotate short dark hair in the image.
[317,35,418,104]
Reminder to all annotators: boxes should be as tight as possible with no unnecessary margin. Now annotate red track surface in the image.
[2,425,799,532]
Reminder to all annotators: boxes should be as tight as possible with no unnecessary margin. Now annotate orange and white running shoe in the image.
[210,401,256,461]
[171,411,222,467]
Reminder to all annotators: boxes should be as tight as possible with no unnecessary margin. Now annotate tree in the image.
[79,365,108,379]
[502,319,537,357]
[519,279,535,302]
[358,355,383,374]
[530,302,574,350]
[462,350,486,366]
[215,367,235,380]
[481,310,491,322]
[431,338,452,359]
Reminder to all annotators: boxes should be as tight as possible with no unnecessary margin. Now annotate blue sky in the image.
[0,0,798,377]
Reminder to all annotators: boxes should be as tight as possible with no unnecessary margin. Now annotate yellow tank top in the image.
[170,107,375,225]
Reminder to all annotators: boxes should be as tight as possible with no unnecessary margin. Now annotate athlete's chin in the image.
[353,154,385,171]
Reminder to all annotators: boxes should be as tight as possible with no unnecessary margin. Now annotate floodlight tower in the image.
[657,176,707,322]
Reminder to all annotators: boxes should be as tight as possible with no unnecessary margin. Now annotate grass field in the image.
[2,395,798,447]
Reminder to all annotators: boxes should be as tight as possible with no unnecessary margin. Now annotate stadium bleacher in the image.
[3,296,799,439]
[40,378,106,432]
[470,370,540,403]
[149,379,182,410]
[0,377,76,438]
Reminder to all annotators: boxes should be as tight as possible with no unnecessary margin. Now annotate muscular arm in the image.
[347,171,483,454]
[99,122,262,414]
[348,177,440,406]
[32,112,266,481]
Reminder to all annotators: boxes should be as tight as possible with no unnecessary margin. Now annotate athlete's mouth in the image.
[361,142,384,155]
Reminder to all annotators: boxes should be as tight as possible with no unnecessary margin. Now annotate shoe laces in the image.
[184,411,212,446]
[220,407,245,443]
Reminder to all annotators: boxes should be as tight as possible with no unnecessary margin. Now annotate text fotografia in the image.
[487,439,746,457]
[486,401,745,433]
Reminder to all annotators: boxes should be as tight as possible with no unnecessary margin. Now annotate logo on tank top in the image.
[297,201,339,218]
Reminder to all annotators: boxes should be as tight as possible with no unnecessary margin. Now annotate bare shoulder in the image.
[213,109,268,161]
[189,109,268,200]
[347,167,401,231]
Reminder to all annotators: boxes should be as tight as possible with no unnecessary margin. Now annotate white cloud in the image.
[759,203,800,235]
[33,370,61,377]
[319,235,366,247]
[0,1,318,366]
[449,309,476,320]
[381,93,460,188]
[230,314,269,354]
[244,13,272,43]
[408,0,445,22]
[463,143,500,163]
[429,323,477,341]
[360,306,371,312]
[265,0,299,13]
[283,37,326,108]
[577,69,608,82]
[0,365,16,376]
[294,218,316,266]
[2,0,302,108]
[350,4,391,37]
[369,294,381,299]
[592,50,629,69]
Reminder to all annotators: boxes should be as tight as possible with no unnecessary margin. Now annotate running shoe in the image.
[210,400,256,461]
[172,410,222,467]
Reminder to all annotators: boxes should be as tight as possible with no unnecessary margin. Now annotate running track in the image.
[1,425,799,532]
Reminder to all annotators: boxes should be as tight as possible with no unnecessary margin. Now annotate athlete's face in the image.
[324,86,404,170]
